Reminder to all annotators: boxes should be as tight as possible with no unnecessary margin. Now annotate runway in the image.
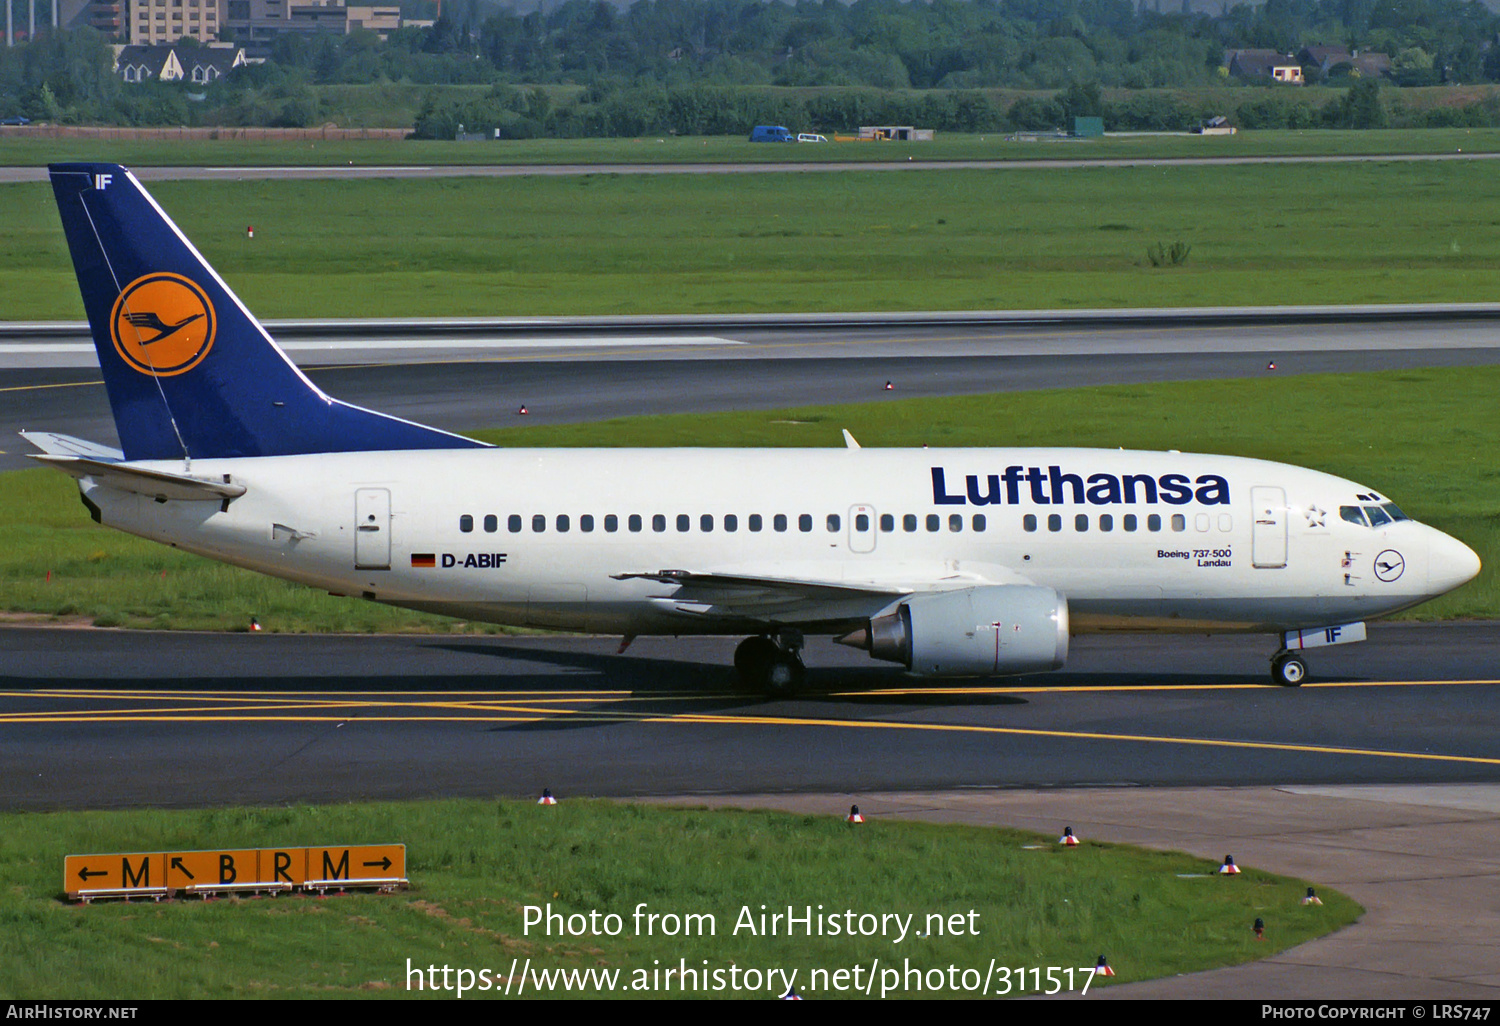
[5,149,1500,185]
[3,623,1497,810]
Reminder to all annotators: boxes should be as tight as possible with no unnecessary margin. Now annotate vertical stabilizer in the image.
[49,163,486,461]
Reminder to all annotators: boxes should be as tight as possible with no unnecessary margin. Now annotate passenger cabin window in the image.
[677,514,690,532]
[880,514,894,532]
[1074,514,1088,532]
[774,514,788,532]
[1123,514,1137,532]
[904,514,918,533]
[1023,514,1037,532]
[532,514,545,533]
[972,514,986,531]
[460,514,473,533]
[926,514,940,532]
[557,514,570,533]
[629,514,642,533]
[483,514,497,533]
[605,515,618,532]
[724,514,738,532]
[949,514,962,532]
[652,515,666,532]
[508,514,522,533]
[827,514,841,532]
[749,514,763,532]
[798,514,813,532]
[1147,514,1162,532]
[1047,514,1061,532]
[1171,514,1186,532]
[855,514,870,532]
[1099,514,1113,532]
[700,514,713,532]
[580,515,594,532]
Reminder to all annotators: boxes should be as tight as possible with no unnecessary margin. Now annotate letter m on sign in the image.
[322,849,350,880]
[122,856,150,887]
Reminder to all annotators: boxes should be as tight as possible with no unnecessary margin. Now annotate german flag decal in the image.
[411,553,436,568]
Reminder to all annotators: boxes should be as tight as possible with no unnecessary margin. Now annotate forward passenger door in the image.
[1250,486,1287,569]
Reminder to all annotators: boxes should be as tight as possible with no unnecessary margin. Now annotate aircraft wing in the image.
[612,561,1035,624]
[29,455,247,503]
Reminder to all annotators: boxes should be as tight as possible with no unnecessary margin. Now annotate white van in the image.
[796,133,828,143]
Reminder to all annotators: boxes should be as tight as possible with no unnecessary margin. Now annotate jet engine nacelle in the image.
[849,585,1069,677]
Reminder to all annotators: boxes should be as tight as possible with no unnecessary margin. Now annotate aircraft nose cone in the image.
[1429,529,1482,595]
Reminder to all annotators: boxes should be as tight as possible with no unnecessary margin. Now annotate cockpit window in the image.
[1339,506,1368,527]
[1381,503,1409,522]
[1364,505,1393,527]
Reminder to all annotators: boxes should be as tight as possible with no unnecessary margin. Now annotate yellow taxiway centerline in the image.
[647,712,1500,767]
[1,694,1495,767]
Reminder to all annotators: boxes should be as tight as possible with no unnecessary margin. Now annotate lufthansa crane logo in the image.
[109,273,216,377]
[1373,549,1405,583]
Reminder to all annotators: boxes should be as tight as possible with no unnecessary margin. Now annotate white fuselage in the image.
[82,446,1479,638]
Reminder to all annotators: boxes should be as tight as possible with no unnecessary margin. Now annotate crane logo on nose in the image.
[110,273,216,377]
[1373,550,1405,583]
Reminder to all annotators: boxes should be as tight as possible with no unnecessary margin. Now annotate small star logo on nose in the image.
[1305,506,1326,528]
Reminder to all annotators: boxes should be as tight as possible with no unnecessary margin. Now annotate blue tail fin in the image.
[49,163,486,461]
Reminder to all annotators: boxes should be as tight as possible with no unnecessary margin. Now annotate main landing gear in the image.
[1270,650,1308,687]
[735,631,805,697]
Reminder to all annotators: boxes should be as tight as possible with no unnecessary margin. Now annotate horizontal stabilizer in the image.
[19,431,125,462]
[31,455,247,503]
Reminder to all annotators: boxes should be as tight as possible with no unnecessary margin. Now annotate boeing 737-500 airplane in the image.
[26,163,1482,694]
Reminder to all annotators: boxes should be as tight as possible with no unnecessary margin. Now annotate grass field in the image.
[4,157,1500,320]
[3,366,1495,632]
[5,125,1500,167]
[0,798,1358,998]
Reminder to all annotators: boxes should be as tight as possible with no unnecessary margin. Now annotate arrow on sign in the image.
[363,857,392,871]
[77,867,106,880]
[170,857,195,880]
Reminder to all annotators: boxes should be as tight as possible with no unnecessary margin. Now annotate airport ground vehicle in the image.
[749,125,795,142]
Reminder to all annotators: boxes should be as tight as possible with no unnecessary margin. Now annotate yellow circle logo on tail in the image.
[110,273,216,377]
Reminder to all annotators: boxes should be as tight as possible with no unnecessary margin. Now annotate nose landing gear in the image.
[735,631,805,697]
[1271,650,1307,687]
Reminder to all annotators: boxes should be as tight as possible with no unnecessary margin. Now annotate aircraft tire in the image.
[734,636,777,684]
[735,636,804,696]
[1271,652,1307,687]
[761,652,805,698]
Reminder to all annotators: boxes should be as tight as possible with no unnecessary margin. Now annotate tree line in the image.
[426,0,1500,92]
[3,0,1500,129]
[407,76,1500,137]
